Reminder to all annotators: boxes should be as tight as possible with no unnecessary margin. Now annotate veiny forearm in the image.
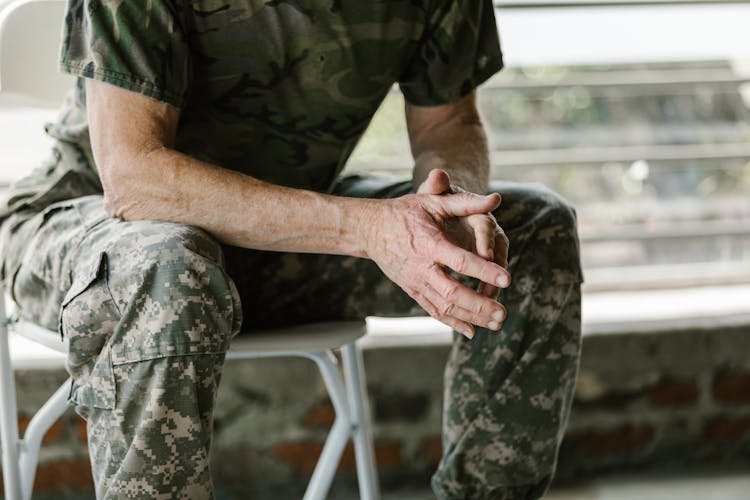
[87,79,373,256]
[103,147,373,256]
[407,91,491,195]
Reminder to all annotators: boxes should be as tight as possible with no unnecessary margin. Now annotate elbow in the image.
[102,188,127,220]
[98,155,141,221]
[97,145,170,221]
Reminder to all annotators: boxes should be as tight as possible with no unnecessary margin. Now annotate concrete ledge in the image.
[581,284,750,335]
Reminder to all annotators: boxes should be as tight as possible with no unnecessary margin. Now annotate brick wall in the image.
[558,323,750,481]
[2,322,750,499]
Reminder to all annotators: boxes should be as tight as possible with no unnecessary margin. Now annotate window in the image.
[346,0,750,293]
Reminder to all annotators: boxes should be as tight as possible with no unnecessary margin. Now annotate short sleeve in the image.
[59,0,191,108]
[398,0,503,106]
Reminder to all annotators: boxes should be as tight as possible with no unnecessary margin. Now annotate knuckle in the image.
[439,301,454,317]
[442,283,460,299]
[451,252,467,271]
[422,301,439,318]
[475,301,487,316]
[409,290,430,308]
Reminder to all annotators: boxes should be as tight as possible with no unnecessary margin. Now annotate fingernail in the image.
[464,328,474,339]
[492,310,504,321]
[488,321,499,330]
[496,275,508,287]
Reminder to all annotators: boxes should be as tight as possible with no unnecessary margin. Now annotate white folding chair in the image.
[0,1,380,499]
[1,311,379,500]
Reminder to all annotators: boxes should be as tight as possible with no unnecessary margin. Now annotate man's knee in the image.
[531,187,581,258]
[63,220,241,411]
[492,182,577,234]
[101,221,242,360]
[491,183,583,285]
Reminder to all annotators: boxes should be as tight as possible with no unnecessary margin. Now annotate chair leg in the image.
[19,379,72,499]
[304,351,353,500]
[342,342,380,500]
[0,298,23,500]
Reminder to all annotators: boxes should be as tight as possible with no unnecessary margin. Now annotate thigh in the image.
[224,248,422,330]
[3,196,101,330]
[6,195,238,409]
[5,194,234,335]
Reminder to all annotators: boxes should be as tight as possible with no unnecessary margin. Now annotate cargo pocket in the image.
[61,251,119,411]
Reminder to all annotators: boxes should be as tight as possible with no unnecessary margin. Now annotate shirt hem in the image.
[402,58,504,107]
[59,59,184,109]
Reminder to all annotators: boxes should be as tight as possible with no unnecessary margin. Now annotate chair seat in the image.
[11,320,67,354]
[11,319,367,359]
[229,320,366,355]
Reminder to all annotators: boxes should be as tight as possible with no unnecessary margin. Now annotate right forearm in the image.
[102,146,374,257]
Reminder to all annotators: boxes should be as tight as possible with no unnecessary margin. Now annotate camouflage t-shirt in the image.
[59,0,503,192]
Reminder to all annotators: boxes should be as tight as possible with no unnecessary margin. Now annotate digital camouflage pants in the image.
[0,161,583,499]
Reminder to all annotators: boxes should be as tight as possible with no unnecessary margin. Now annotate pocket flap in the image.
[62,251,118,410]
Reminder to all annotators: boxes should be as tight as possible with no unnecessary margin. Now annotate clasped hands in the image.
[363,169,510,339]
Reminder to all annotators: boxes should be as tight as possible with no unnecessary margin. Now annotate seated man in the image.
[0,1,583,498]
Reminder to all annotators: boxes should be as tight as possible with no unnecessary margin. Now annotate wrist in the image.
[336,197,383,259]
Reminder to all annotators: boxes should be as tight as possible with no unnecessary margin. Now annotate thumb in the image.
[417,169,452,195]
[437,192,501,218]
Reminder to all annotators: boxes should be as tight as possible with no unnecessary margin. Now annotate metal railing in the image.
[489,143,750,168]
[484,68,750,91]
[580,221,750,243]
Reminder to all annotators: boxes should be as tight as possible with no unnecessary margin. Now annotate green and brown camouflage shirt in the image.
[59,0,503,192]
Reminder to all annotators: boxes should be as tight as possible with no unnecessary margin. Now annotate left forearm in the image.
[411,115,491,194]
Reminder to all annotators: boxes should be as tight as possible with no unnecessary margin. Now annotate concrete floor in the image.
[380,473,750,500]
